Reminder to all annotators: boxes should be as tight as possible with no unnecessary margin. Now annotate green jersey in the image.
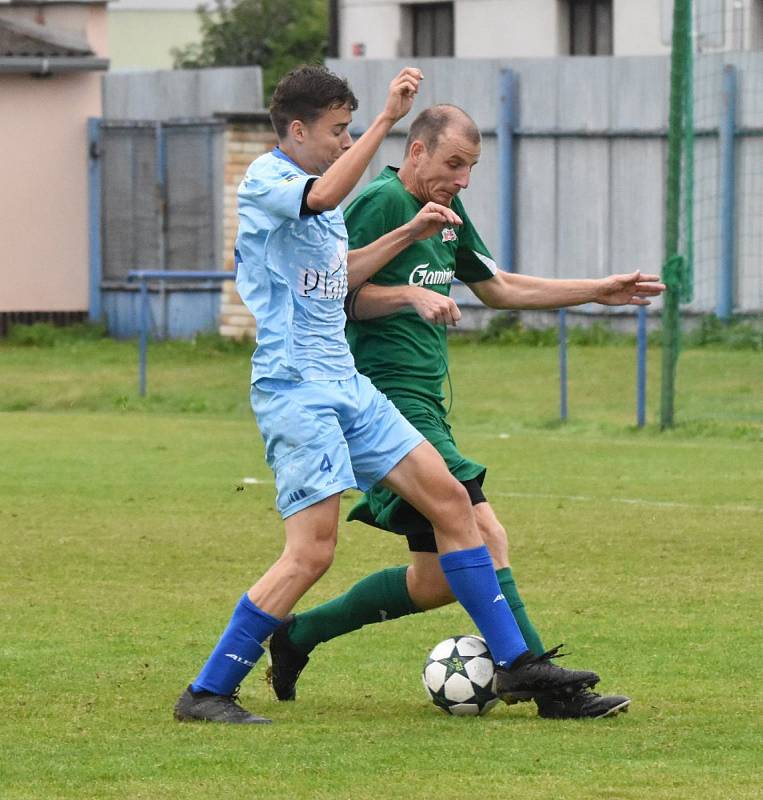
[345,166,497,405]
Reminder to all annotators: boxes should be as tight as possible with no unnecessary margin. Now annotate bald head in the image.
[404,105,480,157]
[397,105,481,206]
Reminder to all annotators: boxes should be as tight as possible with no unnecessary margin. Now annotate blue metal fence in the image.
[88,119,225,338]
[127,271,235,396]
[556,306,650,427]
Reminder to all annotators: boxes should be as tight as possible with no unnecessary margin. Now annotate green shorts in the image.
[346,394,486,550]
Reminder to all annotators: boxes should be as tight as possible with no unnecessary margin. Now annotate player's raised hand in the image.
[381,67,423,124]
[406,202,463,241]
[409,286,462,326]
[595,271,666,306]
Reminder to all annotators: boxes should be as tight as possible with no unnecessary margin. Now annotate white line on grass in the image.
[238,478,759,513]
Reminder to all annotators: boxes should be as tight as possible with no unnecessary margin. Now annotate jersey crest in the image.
[441,227,458,243]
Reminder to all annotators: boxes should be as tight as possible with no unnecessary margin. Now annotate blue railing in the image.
[127,270,236,396]
[557,305,649,427]
[126,271,650,426]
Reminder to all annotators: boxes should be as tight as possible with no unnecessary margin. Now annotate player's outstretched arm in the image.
[346,283,461,326]
[347,202,462,288]
[306,68,423,213]
[467,270,665,310]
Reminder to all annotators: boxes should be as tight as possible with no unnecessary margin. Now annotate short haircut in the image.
[269,65,359,139]
[404,105,480,156]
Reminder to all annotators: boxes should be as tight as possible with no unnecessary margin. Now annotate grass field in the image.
[1,330,761,799]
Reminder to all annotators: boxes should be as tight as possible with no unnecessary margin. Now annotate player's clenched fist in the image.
[382,67,424,124]
[409,286,462,326]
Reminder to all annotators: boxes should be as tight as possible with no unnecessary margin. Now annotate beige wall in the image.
[0,5,106,312]
[340,0,562,59]
[218,121,275,340]
[108,10,201,69]
[615,0,670,56]
[336,0,592,58]
[339,0,744,59]
[340,0,558,58]
[455,0,561,58]
[341,2,401,58]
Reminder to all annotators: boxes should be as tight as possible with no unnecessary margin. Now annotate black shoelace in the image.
[534,644,569,662]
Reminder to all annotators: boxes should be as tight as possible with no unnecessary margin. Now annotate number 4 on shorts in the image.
[320,453,332,472]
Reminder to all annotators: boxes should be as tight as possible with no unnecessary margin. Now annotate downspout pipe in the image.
[0,57,110,75]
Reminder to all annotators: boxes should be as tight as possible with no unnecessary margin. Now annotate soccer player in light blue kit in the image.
[174,65,600,724]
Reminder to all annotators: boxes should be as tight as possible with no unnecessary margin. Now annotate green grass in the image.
[1,329,761,799]
[1,326,760,437]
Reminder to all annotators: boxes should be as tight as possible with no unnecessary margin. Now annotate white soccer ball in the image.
[422,635,500,716]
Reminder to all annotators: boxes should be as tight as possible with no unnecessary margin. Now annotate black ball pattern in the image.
[422,635,500,716]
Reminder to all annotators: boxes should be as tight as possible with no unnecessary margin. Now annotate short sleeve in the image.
[240,170,315,222]
[453,201,499,283]
[345,190,388,250]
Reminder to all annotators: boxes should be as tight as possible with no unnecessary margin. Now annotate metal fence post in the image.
[717,64,738,322]
[498,69,517,272]
[559,309,568,422]
[155,122,168,273]
[138,278,149,396]
[128,271,236,397]
[636,306,647,427]
[87,118,103,322]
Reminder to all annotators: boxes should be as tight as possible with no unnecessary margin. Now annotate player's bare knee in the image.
[285,537,336,582]
[295,549,335,582]
[479,518,507,554]
[426,479,472,529]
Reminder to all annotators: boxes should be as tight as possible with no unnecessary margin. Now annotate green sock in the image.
[496,566,545,657]
[288,566,420,655]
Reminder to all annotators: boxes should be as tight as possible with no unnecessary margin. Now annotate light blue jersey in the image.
[236,149,423,519]
[235,149,356,384]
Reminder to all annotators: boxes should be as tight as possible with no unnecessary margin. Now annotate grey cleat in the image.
[173,685,271,724]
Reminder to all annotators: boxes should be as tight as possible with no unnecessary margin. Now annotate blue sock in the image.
[440,545,528,668]
[191,593,280,696]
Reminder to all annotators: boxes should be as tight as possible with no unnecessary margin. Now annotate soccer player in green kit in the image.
[268,104,665,719]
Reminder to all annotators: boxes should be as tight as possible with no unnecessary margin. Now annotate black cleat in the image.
[536,688,631,719]
[493,645,600,702]
[173,685,271,724]
[266,614,309,701]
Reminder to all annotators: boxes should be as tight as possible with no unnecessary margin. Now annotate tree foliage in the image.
[172,0,327,98]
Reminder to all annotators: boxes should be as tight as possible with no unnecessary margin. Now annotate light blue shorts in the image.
[250,372,425,519]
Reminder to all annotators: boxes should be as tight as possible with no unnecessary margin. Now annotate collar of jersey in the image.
[383,165,426,208]
[272,146,308,174]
